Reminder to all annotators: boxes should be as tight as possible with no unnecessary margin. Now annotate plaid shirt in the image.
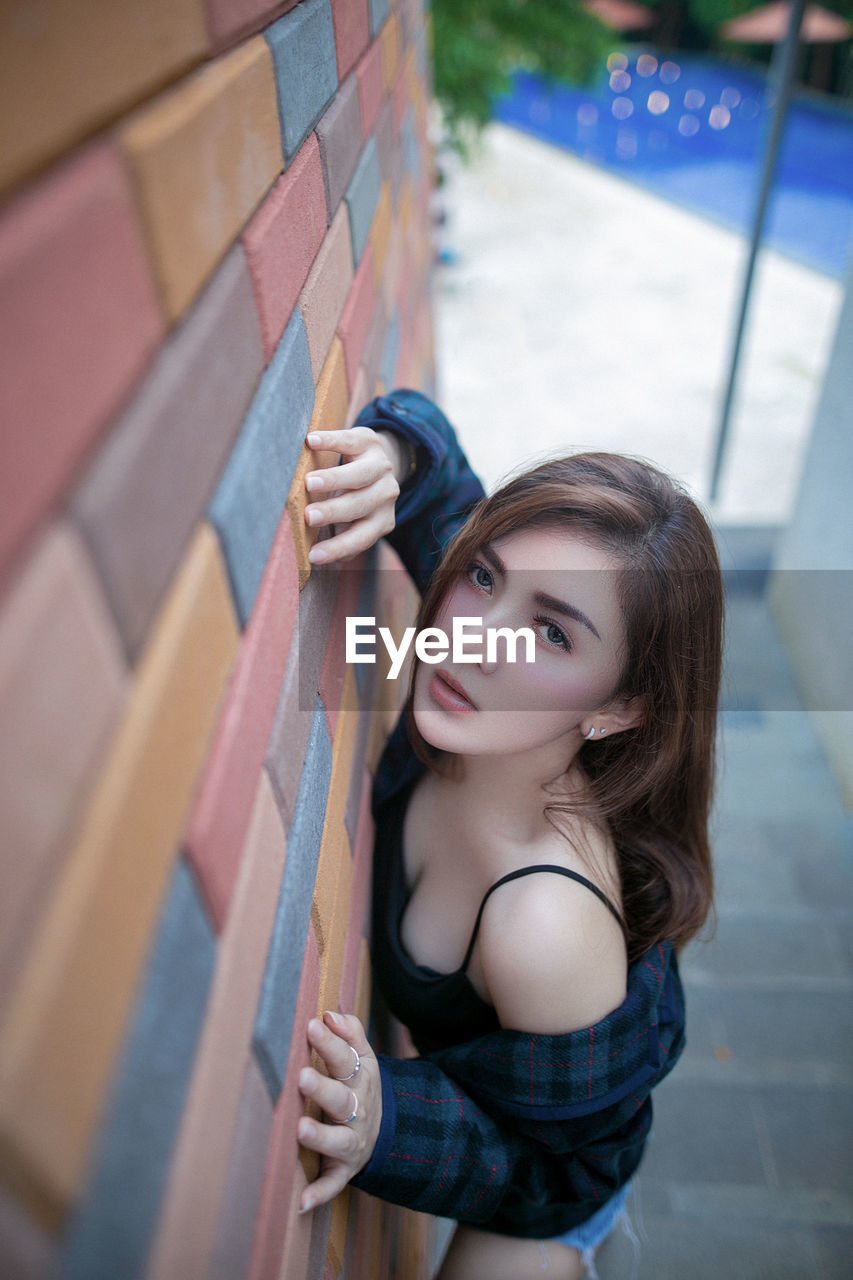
[350,392,687,1237]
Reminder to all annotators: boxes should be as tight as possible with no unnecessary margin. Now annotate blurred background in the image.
[426,2,853,1276]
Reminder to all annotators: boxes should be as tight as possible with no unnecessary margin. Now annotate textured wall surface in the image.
[0,2,436,1276]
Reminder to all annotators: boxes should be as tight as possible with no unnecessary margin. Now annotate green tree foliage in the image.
[431,0,612,147]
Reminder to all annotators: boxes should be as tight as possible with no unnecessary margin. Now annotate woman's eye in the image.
[465,562,494,593]
[533,615,571,652]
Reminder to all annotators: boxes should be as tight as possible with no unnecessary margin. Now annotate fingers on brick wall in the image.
[0,1,436,1277]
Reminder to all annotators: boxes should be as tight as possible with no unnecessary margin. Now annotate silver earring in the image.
[585,727,606,739]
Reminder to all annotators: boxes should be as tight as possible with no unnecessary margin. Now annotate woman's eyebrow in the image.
[480,542,602,641]
[534,591,602,641]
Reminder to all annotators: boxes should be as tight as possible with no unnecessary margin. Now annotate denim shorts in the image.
[551,1183,638,1277]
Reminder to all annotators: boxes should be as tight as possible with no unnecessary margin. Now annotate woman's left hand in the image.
[297,1011,382,1214]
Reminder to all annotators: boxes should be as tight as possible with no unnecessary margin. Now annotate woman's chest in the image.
[398,775,494,993]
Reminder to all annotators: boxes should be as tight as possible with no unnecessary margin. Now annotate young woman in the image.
[296,391,723,1279]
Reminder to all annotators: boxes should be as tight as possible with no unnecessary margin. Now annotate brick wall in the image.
[0,2,435,1277]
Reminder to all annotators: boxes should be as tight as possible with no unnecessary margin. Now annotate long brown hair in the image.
[407,453,724,962]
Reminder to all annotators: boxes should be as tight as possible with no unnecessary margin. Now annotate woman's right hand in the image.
[304,426,405,566]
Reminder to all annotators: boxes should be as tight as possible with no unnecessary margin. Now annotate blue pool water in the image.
[494,54,853,280]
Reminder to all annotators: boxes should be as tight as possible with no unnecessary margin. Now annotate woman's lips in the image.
[430,670,478,713]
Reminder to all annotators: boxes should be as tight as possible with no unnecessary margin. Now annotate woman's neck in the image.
[438,739,586,846]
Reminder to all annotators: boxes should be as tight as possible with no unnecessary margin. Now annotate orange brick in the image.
[288,338,349,588]
[354,938,371,1028]
[316,828,353,1014]
[0,0,209,194]
[380,13,401,91]
[146,772,286,1280]
[369,183,392,290]
[0,524,238,1224]
[327,1187,350,1275]
[119,38,282,322]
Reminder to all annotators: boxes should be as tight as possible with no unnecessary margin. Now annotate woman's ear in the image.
[598,694,645,737]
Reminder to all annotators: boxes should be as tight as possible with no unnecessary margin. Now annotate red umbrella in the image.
[721,1,852,43]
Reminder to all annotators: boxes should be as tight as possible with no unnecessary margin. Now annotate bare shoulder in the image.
[477,868,628,1035]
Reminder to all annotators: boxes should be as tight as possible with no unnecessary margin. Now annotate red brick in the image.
[242,134,327,362]
[185,515,299,930]
[0,143,163,583]
[205,0,299,50]
[248,927,320,1280]
[300,202,354,381]
[330,0,370,81]
[337,245,376,394]
[356,39,384,141]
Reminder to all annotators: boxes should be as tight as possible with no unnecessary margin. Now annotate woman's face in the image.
[411,526,630,760]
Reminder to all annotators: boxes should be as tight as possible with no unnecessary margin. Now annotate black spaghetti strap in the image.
[460,864,628,971]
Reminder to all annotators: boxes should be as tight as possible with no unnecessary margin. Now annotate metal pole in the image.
[708,0,806,503]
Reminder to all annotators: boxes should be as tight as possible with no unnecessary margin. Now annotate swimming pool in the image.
[494,53,853,280]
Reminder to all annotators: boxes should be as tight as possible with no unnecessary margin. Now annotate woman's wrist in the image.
[375,429,417,487]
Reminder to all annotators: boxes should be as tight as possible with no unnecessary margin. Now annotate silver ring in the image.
[336,1045,361,1082]
[339,1091,358,1124]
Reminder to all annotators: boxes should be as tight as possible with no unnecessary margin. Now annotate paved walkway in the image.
[433,127,853,1278]
[599,558,853,1279]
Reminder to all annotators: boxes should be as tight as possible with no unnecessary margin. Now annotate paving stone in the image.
[242,134,328,361]
[381,13,401,93]
[206,0,300,49]
[642,1080,770,1187]
[0,524,126,1011]
[266,566,339,825]
[356,38,385,140]
[0,524,237,1223]
[759,1084,853,1195]
[812,1225,853,1280]
[300,203,355,379]
[249,927,320,1280]
[206,1054,270,1280]
[71,244,264,658]
[368,0,391,38]
[316,73,364,219]
[344,136,381,265]
[57,858,215,1280]
[337,245,376,393]
[147,773,286,1280]
[186,506,299,930]
[265,0,338,163]
[684,915,848,985]
[0,0,208,194]
[0,143,163,581]
[599,1211,823,1280]
[209,307,314,624]
[253,697,331,1099]
[207,1057,273,1280]
[119,39,282,322]
[330,0,370,82]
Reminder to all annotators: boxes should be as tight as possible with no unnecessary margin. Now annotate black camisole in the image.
[371,776,628,1055]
